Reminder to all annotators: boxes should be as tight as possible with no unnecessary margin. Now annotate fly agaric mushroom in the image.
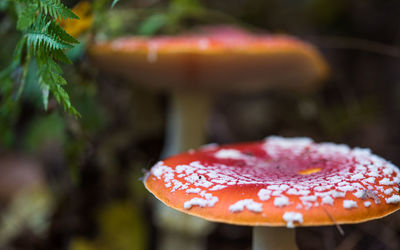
[88,26,328,158]
[144,136,400,250]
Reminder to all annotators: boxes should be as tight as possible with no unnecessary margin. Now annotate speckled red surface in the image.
[145,137,400,227]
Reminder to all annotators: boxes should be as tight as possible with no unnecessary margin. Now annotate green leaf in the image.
[42,85,49,110]
[36,55,80,117]
[11,36,27,67]
[16,3,37,30]
[38,0,79,20]
[52,49,72,64]
[137,13,167,36]
[25,16,78,54]
[48,21,79,44]
[26,31,73,52]
[111,0,120,8]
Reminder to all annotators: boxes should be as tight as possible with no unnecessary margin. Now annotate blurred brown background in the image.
[0,0,400,249]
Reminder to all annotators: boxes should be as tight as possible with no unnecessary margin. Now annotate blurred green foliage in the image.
[138,0,205,35]
[24,112,66,152]
[96,0,243,39]
[0,0,80,116]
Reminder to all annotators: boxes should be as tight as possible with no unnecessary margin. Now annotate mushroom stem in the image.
[158,90,213,250]
[161,90,211,158]
[253,227,298,250]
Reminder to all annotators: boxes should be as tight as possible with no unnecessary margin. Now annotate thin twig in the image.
[307,36,400,58]
[322,206,345,236]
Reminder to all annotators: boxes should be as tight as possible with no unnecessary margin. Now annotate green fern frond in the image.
[11,36,27,67]
[2,0,116,118]
[16,2,37,30]
[48,21,79,44]
[38,0,79,20]
[25,15,76,54]
[26,32,73,52]
[36,55,79,116]
[52,49,72,64]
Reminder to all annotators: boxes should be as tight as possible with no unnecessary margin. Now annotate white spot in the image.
[186,188,201,194]
[171,179,184,192]
[111,41,125,50]
[364,177,375,184]
[379,178,394,185]
[314,186,329,192]
[300,196,317,202]
[383,168,394,175]
[198,39,210,50]
[264,136,312,157]
[185,173,214,188]
[163,172,174,183]
[274,196,290,207]
[189,161,206,169]
[185,173,200,183]
[364,201,371,207]
[176,165,194,174]
[151,162,170,179]
[327,176,342,184]
[337,185,355,192]
[384,188,394,195]
[266,184,290,194]
[385,194,400,204]
[367,171,380,177]
[321,196,334,205]
[209,185,227,191]
[286,189,310,196]
[215,149,244,159]
[147,42,158,63]
[351,173,364,180]
[229,199,263,213]
[271,190,283,196]
[283,212,303,228]
[331,191,346,198]
[343,200,358,209]
[353,190,364,198]
[184,197,218,209]
[266,136,313,145]
[258,189,271,201]
[353,147,371,156]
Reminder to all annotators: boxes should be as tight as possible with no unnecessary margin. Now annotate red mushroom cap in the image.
[144,136,400,227]
[89,26,328,92]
